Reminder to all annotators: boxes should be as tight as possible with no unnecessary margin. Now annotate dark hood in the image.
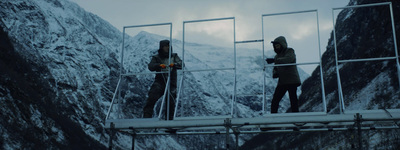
[158,40,172,58]
[271,36,288,50]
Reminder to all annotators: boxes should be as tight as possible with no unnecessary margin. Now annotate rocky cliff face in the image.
[299,0,400,114]
[0,0,121,149]
[0,18,109,150]
[0,0,307,149]
[241,0,400,149]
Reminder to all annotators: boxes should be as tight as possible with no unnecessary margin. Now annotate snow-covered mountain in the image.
[0,0,310,149]
[1,0,122,149]
[6,0,398,149]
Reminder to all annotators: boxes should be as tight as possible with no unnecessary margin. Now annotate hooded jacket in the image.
[148,40,182,89]
[272,36,301,86]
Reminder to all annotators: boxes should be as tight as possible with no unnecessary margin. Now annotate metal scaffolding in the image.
[105,2,400,150]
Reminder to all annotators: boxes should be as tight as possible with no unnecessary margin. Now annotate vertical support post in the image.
[180,22,186,118]
[232,17,237,117]
[166,24,173,121]
[108,123,115,150]
[120,27,125,77]
[355,113,362,150]
[388,2,400,88]
[316,10,328,113]
[332,8,345,114]
[261,15,266,115]
[224,118,231,150]
[233,128,240,150]
[118,28,126,119]
[131,132,136,150]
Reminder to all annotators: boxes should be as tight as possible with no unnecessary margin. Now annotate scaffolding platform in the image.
[105,109,400,133]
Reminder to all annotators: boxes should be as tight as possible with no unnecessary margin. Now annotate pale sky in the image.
[69,0,350,74]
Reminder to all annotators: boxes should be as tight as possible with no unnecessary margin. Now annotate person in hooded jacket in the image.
[143,40,182,120]
[266,36,301,113]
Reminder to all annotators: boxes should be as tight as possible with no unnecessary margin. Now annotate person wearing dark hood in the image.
[266,36,301,113]
[143,40,182,120]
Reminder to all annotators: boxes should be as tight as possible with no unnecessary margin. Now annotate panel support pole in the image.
[233,128,240,150]
[108,122,115,150]
[355,113,363,150]
[224,118,232,150]
[131,131,136,150]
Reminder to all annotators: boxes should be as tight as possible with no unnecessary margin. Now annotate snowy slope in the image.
[0,0,311,149]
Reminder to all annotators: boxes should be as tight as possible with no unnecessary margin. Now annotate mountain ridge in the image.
[0,0,305,149]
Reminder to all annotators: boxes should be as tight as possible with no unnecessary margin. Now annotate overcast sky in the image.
[69,0,350,74]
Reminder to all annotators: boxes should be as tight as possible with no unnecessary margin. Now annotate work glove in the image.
[169,63,174,68]
[266,58,275,64]
[160,64,167,69]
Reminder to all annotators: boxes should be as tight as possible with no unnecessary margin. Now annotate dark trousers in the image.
[143,83,176,120]
[271,84,299,113]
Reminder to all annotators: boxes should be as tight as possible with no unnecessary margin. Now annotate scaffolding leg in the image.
[109,123,115,150]
[355,113,362,150]
[233,128,240,150]
[226,126,230,150]
[131,132,136,150]
[224,118,231,150]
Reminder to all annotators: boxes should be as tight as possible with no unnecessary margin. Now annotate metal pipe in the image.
[332,2,392,10]
[130,126,400,135]
[174,75,184,118]
[181,21,187,118]
[116,28,126,119]
[183,17,235,24]
[261,15,266,115]
[265,61,321,67]
[166,23,173,121]
[389,2,400,88]
[108,123,115,150]
[332,8,345,114]
[123,22,172,29]
[338,57,398,63]
[235,39,264,44]
[120,28,126,76]
[262,9,317,17]
[158,78,171,119]
[225,118,231,150]
[232,17,237,117]
[236,93,265,97]
[121,71,170,76]
[131,132,136,150]
[247,61,321,71]
[106,78,122,120]
[106,110,400,129]
[316,10,328,113]
[182,67,235,72]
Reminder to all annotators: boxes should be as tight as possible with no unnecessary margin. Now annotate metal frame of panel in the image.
[332,2,400,114]
[261,9,327,114]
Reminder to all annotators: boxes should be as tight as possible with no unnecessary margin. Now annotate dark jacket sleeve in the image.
[272,67,278,78]
[148,56,161,71]
[173,54,183,69]
[274,48,296,64]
